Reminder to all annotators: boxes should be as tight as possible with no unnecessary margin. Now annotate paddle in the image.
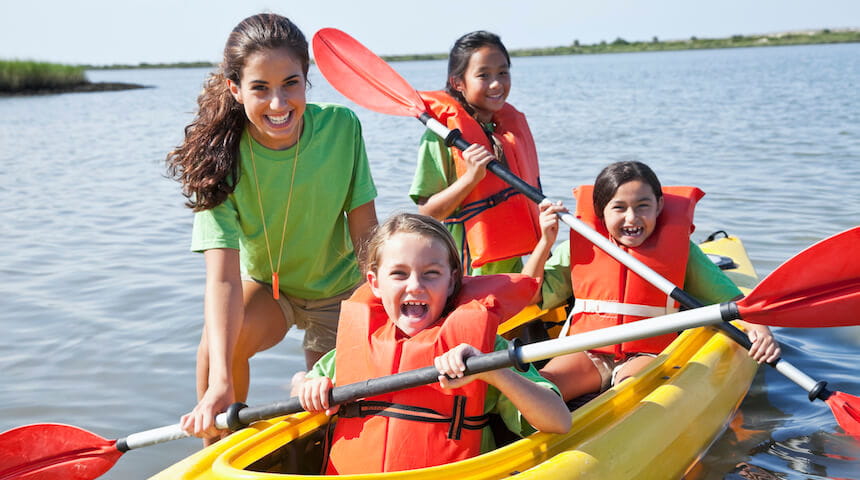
[311,28,860,438]
[2,231,858,480]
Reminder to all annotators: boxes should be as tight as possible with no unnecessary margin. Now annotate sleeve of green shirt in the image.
[190,196,241,252]
[539,240,573,310]
[409,130,455,204]
[343,110,378,212]
[485,336,562,442]
[683,241,743,303]
[306,348,337,382]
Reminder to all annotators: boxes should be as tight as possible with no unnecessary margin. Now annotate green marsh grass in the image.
[0,60,87,93]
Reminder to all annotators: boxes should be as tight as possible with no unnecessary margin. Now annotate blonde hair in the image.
[362,213,463,312]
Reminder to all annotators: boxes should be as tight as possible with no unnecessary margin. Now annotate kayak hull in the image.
[152,234,759,479]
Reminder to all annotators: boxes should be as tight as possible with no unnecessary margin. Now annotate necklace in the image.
[246,131,300,300]
[477,117,506,166]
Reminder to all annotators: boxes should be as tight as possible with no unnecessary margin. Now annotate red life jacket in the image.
[567,185,704,359]
[419,91,541,268]
[326,274,538,474]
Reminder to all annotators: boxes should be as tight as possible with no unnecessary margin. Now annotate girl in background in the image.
[409,31,542,275]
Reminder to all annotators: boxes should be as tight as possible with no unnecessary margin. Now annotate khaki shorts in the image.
[250,278,359,353]
[586,352,658,391]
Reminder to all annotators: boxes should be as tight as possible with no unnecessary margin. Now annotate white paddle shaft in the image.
[121,413,228,451]
[518,304,726,363]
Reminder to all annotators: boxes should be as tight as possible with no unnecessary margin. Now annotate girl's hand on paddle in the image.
[522,200,567,291]
[180,383,234,440]
[537,200,567,245]
[295,375,339,415]
[745,324,781,364]
[460,144,494,184]
[289,370,308,396]
[436,343,485,389]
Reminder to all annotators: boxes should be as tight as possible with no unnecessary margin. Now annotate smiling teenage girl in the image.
[409,31,541,275]
[166,13,378,443]
[293,213,570,474]
[522,161,780,402]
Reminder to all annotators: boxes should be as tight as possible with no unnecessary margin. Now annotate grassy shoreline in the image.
[1,60,88,91]
[0,60,145,96]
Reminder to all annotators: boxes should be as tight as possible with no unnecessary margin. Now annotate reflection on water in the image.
[1,43,858,479]
[692,365,860,479]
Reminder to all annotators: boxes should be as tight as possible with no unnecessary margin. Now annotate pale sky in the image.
[1,0,858,65]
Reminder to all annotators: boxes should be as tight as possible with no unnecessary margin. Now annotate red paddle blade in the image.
[313,28,426,118]
[826,391,860,440]
[0,424,121,480]
[737,227,860,327]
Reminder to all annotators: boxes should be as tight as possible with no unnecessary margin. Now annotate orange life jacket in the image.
[327,274,538,474]
[419,91,542,269]
[567,185,704,359]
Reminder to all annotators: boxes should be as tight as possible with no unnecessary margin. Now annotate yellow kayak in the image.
[152,234,759,480]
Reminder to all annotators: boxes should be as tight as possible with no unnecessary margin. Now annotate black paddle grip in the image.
[234,349,517,427]
[115,437,130,453]
[486,161,546,204]
[674,287,753,350]
[507,338,530,372]
[449,133,472,152]
[226,402,248,431]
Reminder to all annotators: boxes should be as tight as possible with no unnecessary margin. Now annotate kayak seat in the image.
[246,418,334,474]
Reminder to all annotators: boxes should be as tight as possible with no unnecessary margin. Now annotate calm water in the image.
[1,43,858,479]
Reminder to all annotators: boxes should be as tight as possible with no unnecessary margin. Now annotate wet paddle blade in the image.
[0,424,121,480]
[313,28,426,117]
[826,391,860,440]
[737,227,860,327]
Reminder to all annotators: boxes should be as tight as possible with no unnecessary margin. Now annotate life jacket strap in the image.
[443,187,521,225]
[339,396,489,440]
[571,298,679,318]
[558,297,679,338]
[444,186,522,272]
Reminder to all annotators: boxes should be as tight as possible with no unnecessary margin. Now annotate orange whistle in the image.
[272,273,279,300]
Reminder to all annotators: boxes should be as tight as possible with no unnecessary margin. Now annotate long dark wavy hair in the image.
[444,30,510,116]
[165,13,309,211]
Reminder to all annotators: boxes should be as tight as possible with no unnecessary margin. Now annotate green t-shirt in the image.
[306,335,560,452]
[408,130,522,275]
[539,240,742,310]
[191,103,377,299]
